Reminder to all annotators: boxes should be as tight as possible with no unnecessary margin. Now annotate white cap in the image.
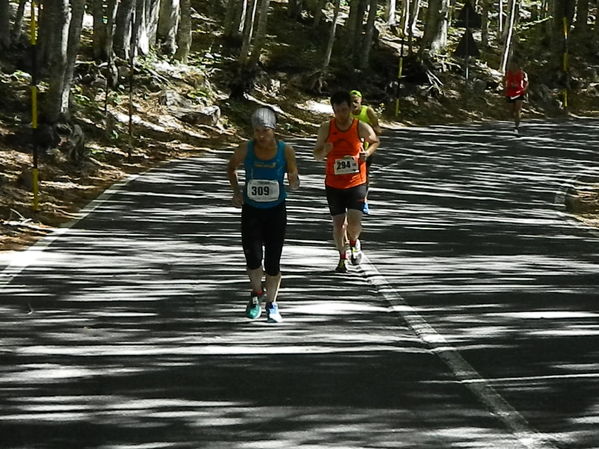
[251,107,276,129]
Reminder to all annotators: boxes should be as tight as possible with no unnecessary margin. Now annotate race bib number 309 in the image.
[334,156,359,175]
[247,179,280,202]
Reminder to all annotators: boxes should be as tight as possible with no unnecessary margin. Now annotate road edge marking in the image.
[359,255,559,449]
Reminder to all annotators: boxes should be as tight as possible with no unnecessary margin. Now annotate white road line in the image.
[359,254,559,449]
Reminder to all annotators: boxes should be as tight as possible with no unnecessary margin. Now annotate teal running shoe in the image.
[245,292,262,319]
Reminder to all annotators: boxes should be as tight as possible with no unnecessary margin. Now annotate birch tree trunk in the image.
[501,0,519,43]
[407,0,420,54]
[45,0,70,123]
[499,0,517,73]
[322,0,341,70]
[174,0,191,62]
[399,0,410,35]
[0,0,10,50]
[359,0,378,69]
[239,0,258,65]
[158,0,180,54]
[386,0,397,25]
[248,0,271,66]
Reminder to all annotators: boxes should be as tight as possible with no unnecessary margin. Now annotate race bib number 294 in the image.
[334,156,359,175]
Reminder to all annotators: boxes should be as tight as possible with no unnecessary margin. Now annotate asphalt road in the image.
[0,118,598,449]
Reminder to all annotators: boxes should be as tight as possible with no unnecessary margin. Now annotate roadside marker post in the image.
[29,1,39,212]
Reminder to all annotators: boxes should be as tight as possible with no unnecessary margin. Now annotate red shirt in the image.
[505,70,528,98]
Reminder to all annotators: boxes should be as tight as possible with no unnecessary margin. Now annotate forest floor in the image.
[1,3,599,254]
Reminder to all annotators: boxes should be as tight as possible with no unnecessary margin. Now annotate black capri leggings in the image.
[241,202,287,276]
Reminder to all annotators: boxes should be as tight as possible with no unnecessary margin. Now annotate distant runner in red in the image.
[504,60,529,135]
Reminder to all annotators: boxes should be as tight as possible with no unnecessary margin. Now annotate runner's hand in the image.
[359,149,368,162]
[232,190,243,207]
[288,173,300,191]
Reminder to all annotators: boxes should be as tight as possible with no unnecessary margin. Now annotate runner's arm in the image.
[313,122,332,161]
[366,107,382,135]
[285,144,300,190]
[359,121,380,158]
[227,143,247,207]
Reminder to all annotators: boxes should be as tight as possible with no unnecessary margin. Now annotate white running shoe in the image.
[350,240,362,265]
[266,302,283,323]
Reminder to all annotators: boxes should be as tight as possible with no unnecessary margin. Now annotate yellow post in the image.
[30,1,39,211]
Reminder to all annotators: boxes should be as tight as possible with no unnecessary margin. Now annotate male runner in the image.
[350,89,381,214]
[313,91,379,273]
[227,107,300,322]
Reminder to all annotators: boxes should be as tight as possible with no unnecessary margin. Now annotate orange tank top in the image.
[325,119,366,189]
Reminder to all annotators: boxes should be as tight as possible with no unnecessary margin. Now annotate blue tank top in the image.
[243,140,287,209]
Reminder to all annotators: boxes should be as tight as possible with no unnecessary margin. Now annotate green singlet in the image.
[352,105,370,124]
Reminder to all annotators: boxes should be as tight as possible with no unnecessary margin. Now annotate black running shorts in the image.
[325,184,367,216]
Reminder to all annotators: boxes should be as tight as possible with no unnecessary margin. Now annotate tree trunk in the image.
[37,1,54,69]
[400,0,410,35]
[174,0,191,62]
[386,0,397,25]
[359,0,378,69]
[224,0,244,39]
[345,0,362,54]
[239,0,257,65]
[45,0,70,123]
[146,0,162,49]
[0,0,10,50]
[114,0,135,59]
[407,0,419,54]
[64,0,86,111]
[481,0,490,48]
[90,0,108,61]
[159,0,180,54]
[420,0,449,55]
[11,0,28,40]
[248,0,271,66]
[104,0,119,61]
[499,0,517,73]
[497,0,503,40]
[133,0,149,56]
[501,0,520,43]
[322,0,341,70]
